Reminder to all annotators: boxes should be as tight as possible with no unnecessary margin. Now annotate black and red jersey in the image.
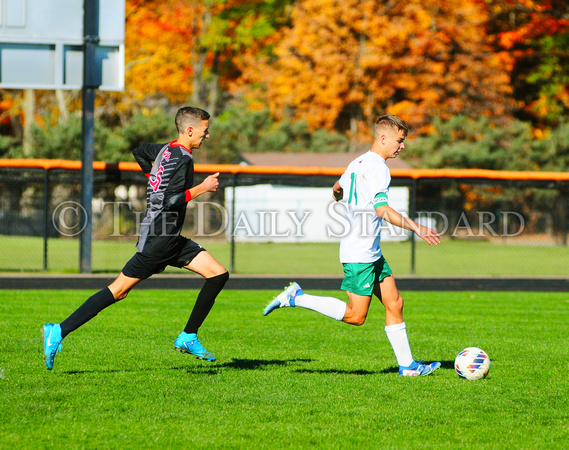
[132,140,194,256]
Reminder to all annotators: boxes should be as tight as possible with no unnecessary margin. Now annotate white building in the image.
[225,153,412,243]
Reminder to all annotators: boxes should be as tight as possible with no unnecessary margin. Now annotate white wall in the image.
[225,185,409,243]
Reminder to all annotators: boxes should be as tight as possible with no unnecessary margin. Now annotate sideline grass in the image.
[2,235,569,276]
[1,289,568,448]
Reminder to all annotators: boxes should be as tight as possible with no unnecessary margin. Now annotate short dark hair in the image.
[175,107,210,133]
[374,114,409,138]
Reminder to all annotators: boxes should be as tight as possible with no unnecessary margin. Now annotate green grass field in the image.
[2,235,569,276]
[1,289,568,448]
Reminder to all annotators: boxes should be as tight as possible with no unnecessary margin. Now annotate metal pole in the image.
[43,169,49,271]
[410,179,417,275]
[230,173,237,273]
[80,0,100,273]
[562,187,568,247]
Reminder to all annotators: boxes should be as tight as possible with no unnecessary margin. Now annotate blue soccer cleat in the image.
[42,323,63,370]
[263,282,303,316]
[174,332,216,362]
[399,359,441,377]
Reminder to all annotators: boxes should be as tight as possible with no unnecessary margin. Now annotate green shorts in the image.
[340,256,393,296]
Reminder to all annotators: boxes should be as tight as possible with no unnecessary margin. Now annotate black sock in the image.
[184,272,229,334]
[60,287,117,338]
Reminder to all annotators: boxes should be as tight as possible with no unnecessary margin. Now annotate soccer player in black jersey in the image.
[42,106,229,370]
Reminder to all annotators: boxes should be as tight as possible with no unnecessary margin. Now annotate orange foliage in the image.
[238,0,513,135]
[124,0,286,108]
[498,0,569,49]
[117,0,565,132]
[492,0,569,124]
[125,0,199,102]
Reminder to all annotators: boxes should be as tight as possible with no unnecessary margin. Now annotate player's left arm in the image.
[164,172,220,209]
[375,204,440,246]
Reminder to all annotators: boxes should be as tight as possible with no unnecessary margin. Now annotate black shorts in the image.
[121,237,205,280]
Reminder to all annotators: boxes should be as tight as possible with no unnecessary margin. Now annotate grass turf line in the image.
[1,289,568,447]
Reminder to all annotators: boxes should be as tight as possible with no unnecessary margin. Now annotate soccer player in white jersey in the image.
[264,114,442,376]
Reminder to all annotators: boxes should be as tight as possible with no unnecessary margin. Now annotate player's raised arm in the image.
[164,172,220,209]
[375,204,440,246]
[189,172,220,199]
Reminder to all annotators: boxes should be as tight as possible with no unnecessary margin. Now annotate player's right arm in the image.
[332,180,343,201]
[132,143,164,176]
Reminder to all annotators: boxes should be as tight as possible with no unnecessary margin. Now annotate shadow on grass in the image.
[377,360,455,375]
[173,358,315,375]
[294,368,375,375]
[220,358,314,370]
[62,358,314,375]
[64,369,135,375]
[440,360,456,370]
[63,359,455,376]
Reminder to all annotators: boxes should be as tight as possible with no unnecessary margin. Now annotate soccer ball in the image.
[454,347,490,380]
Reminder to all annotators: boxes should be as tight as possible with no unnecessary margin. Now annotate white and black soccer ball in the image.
[454,347,491,380]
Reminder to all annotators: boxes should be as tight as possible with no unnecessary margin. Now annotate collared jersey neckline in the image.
[170,140,191,154]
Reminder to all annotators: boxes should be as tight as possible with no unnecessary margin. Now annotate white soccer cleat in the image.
[399,360,441,376]
[263,282,303,316]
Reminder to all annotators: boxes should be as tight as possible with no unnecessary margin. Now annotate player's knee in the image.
[109,286,129,301]
[346,314,367,326]
[353,315,367,326]
[114,290,129,301]
[219,271,229,283]
[208,271,229,286]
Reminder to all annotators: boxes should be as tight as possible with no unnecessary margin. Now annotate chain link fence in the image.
[0,162,568,277]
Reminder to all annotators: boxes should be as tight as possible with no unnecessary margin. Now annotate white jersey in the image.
[337,151,391,263]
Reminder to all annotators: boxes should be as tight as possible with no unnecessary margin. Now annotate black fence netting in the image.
[0,164,568,277]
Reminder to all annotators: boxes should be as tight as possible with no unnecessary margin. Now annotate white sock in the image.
[385,322,414,367]
[294,293,347,321]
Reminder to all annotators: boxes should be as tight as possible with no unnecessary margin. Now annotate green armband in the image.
[373,192,388,208]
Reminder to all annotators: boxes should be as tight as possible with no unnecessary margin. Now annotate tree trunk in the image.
[22,89,35,156]
[191,50,207,108]
[349,112,358,153]
[56,89,70,122]
[191,3,211,109]
[207,52,220,118]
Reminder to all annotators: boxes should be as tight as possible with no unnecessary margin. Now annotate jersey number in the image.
[348,173,358,205]
[149,165,164,192]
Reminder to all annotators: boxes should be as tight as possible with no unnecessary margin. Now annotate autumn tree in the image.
[123,0,291,117]
[489,0,569,126]
[238,0,514,144]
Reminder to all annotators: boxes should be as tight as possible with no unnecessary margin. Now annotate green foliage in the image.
[29,115,83,160]
[526,32,569,123]
[0,135,21,158]
[29,115,128,163]
[27,111,173,163]
[206,106,271,163]
[406,115,567,171]
[209,0,294,51]
[208,104,349,163]
[20,109,567,171]
[538,120,569,171]
[23,107,346,164]
[118,110,173,150]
